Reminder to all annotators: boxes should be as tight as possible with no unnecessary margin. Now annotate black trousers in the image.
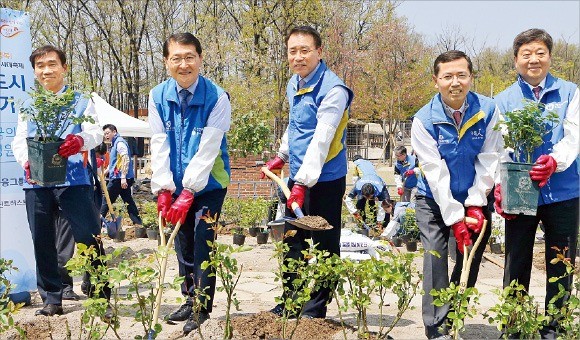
[503,198,579,338]
[54,211,75,292]
[174,188,227,313]
[282,176,345,318]
[100,178,142,225]
[415,196,491,338]
[25,185,109,305]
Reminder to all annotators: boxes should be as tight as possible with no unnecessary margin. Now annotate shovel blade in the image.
[104,216,122,238]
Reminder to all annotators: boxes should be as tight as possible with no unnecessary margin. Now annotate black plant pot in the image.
[134,226,147,239]
[256,232,269,244]
[114,230,125,243]
[490,243,503,254]
[233,234,245,246]
[500,162,540,216]
[359,228,370,237]
[406,240,418,252]
[401,234,411,244]
[27,138,67,186]
[248,227,260,237]
[147,229,159,240]
[392,237,403,247]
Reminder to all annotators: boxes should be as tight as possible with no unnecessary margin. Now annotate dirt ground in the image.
[5,224,554,340]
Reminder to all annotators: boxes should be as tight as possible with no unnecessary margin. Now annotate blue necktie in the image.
[179,89,190,113]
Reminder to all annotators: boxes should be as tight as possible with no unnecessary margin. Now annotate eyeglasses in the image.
[168,56,197,65]
[288,48,314,57]
[438,73,471,82]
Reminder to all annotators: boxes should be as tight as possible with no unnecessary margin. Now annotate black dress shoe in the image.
[35,304,63,316]
[102,305,115,323]
[183,312,209,334]
[269,303,284,317]
[62,290,80,301]
[81,280,92,296]
[167,301,192,321]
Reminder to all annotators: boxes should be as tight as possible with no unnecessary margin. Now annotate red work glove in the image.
[24,161,35,184]
[287,183,307,210]
[157,190,173,219]
[261,156,285,179]
[529,155,557,188]
[404,169,415,177]
[58,134,84,158]
[465,206,485,233]
[397,187,403,196]
[493,184,516,220]
[353,212,362,220]
[96,157,104,169]
[451,221,472,255]
[166,189,194,225]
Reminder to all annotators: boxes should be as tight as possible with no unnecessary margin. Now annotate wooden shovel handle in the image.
[459,218,488,292]
[261,167,304,218]
[98,167,116,217]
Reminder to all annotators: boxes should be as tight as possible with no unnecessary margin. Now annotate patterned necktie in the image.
[532,86,541,100]
[453,110,462,125]
[298,79,306,89]
[179,89,190,113]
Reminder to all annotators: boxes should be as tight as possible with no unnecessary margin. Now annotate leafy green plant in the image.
[228,110,272,158]
[494,99,559,163]
[401,207,420,241]
[431,282,480,339]
[66,243,121,339]
[376,249,423,337]
[20,83,93,142]
[139,201,158,230]
[340,257,377,337]
[240,197,270,227]
[545,246,580,338]
[0,258,25,337]
[201,212,252,339]
[484,279,549,339]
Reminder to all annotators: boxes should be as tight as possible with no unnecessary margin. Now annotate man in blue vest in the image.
[261,26,353,319]
[411,50,501,339]
[345,155,390,229]
[393,145,419,202]
[493,28,579,338]
[100,124,143,228]
[148,33,231,334]
[12,45,111,319]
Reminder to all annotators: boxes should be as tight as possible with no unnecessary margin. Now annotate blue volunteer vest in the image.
[395,154,418,188]
[24,90,91,188]
[151,76,231,196]
[352,175,388,201]
[353,159,377,178]
[108,135,134,179]
[286,61,353,182]
[495,74,579,205]
[414,92,496,203]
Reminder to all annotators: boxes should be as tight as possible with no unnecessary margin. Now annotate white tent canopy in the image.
[86,92,152,138]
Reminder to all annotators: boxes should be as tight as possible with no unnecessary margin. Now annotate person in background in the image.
[148,32,231,334]
[411,50,501,339]
[11,45,112,319]
[345,155,391,230]
[494,28,579,339]
[100,124,143,228]
[260,25,353,319]
[381,200,415,239]
[394,145,419,203]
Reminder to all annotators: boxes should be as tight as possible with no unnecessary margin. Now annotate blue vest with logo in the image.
[151,76,231,196]
[414,92,496,203]
[495,74,579,205]
[108,135,134,179]
[286,61,353,182]
[24,90,90,188]
[395,154,418,188]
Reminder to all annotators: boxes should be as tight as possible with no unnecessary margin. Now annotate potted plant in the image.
[20,83,93,186]
[231,227,246,246]
[401,208,419,252]
[494,99,559,215]
[256,229,269,244]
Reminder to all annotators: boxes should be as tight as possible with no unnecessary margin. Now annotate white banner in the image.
[0,8,37,293]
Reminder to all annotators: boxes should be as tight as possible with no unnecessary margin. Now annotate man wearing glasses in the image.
[261,26,353,319]
[148,32,231,334]
[410,50,501,339]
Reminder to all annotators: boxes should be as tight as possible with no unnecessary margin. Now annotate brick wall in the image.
[228,154,287,199]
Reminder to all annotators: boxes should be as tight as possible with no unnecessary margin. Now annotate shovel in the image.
[98,168,122,238]
[151,213,183,331]
[261,167,332,231]
[459,216,488,293]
